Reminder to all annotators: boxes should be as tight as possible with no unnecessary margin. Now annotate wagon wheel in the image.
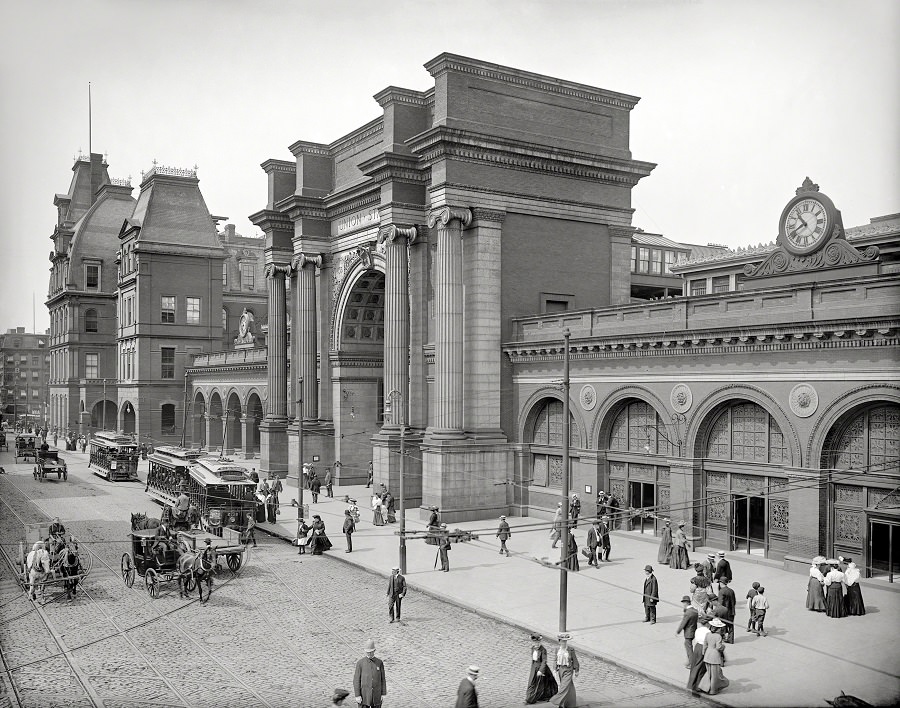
[226,551,243,573]
[121,553,135,588]
[145,567,160,598]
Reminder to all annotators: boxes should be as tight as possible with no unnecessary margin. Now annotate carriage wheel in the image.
[121,553,135,588]
[226,551,243,573]
[145,567,160,598]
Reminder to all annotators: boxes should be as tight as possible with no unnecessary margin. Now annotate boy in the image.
[751,585,769,636]
[745,581,760,632]
[242,513,258,547]
[343,509,356,553]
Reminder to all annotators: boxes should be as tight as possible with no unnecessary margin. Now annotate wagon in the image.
[14,433,40,463]
[177,527,247,573]
[17,522,91,602]
[33,450,68,482]
[0,430,8,452]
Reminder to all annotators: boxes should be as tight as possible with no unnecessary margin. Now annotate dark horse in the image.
[176,546,214,604]
[59,546,82,600]
[131,512,161,531]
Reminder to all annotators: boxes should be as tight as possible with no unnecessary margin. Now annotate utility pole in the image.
[296,376,305,534]
[102,378,107,431]
[386,389,406,573]
[559,328,571,633]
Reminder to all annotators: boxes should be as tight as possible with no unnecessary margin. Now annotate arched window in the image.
[608,400,673,455]
[84,309,98,333]
[528,399,579,489]
[705,402,787,464]
[821,404,899,474]
[222,308,228,331]
[161,404,176,435]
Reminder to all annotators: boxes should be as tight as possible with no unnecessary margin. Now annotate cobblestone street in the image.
[0,455,707,707]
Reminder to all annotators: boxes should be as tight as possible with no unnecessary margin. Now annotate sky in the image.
[1,0,897,335]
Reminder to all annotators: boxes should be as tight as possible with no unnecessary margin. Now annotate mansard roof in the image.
[67,183,136,291]
[54,153,110,225]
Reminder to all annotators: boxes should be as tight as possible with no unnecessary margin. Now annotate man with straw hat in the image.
[454,665,480,708]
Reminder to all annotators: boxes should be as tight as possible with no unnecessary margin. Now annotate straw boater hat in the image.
[710,618,725,628]
[681,595,692,603]
[813,555,827,564]
[718,551,726,557]
[467,666,480,677]
[707,553,715,560]
[678,520,685,526]
[500,515,506,520]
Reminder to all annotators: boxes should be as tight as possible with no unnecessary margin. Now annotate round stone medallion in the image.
[580,384,597,411]
[670,384,693,414]
[789,383,818,418]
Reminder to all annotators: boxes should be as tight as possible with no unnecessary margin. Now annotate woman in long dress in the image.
[657,520,673,565]
[549,633,579,707]
[806,561,826,611]
[701,619,730,695]
[309,515,333,555]
[823,559,847,618]
[371,493,385,526]
[686,615,710,695]
[563,530,580,572]
[525,633,557,704]
[670,522,691,569]
[843,558,866,615]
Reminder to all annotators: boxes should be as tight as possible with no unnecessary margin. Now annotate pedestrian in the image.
[549,632,579,707]
[307,465,318,491]
[310,515,332,555]
[550,502,563,549]
[454,665,480,708]
[745,581,760,631]
[371,493,385,526]
[383,490,396,523]
[598,516,611,562]
[525,633,557,704]
[268,472,283,514]
[718,577,737,643]
[426,506,440,545]
[670,521,691,569]
[807,556,827,611]
[657,519,673,565]
[564,528,579,572]
[343,509,356,553]
[714,550,732,591]
[331,688,350,705]
[642,565,659,624]
[366,460,373,488]
[701,618,730,695]
[353,639,387,708]
[843,558,866,615]
[387,566,406,623]
[324,467,333,499]
[328,461,340,497]
[310,475,321,503]
[675,594,699,668]
[438,523,451,572]
[569,493,580,529]
[596,490,607,517]
[701,552,716,584]
[296,519,310,555]
[242,513,258,547]
[751,585,770,636]
[606,492,620,530]
[686,615,710,695]
[823,560,847,618]
[585,521,600,566]
[496,515,511,557]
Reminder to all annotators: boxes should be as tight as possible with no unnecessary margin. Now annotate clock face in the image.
[239,315,249,338]
[783,197,830,254]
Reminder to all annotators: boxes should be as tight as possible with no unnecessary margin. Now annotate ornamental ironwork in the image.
[770,500,789,532]
[610,480,626,506]
[835,510,862,545]
[732,474,765,493]
[658,486,670,512]
[707,495,727,522]
[834,484,863,507]
[706,471,727,488]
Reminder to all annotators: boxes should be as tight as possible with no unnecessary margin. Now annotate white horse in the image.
[26,543,51,600]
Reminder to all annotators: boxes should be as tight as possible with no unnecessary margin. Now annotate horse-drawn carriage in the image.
[0,429,8,452]
[14,432,40,463]
[17,522,91,602]
[33,450,68,482]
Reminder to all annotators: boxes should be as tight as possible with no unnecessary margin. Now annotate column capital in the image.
[377,224,419,246]
[427,205,472,230]
[291,252,323,271]
[264,263,292,279]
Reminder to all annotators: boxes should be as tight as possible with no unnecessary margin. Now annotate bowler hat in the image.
[364,639,375,652]
[681,595,691,603]
[644,564,653,572]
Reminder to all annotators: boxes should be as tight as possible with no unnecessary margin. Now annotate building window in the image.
[712,275,730,293]
[222,262,228,288]
[31,356,39,366]
[690,279,707,296]
[85,264,100,289]
[821,404,900,475]
[608,400,673,455]
[161,347,175,379]
[186,297,201,324]
[540,293,575,314]
[85,353,98,379]
[222,308,228,330]
[637,248,650,274]
[240,262,254,290]
[650,249,662,274]
[85,308,98,333]
[664,251,677,274]
[529,399,579,489]
[161,296,175,324]
[161,404,176,434]
[32,371,39,379]
[705,401,788,464]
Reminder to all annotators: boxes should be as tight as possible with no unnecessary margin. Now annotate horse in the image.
[26,543,51,600]
[176,547,214,604]
[131,512,161,531]
[59,546,82,601]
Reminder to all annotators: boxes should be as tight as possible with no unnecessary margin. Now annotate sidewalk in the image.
[260,478,900,707]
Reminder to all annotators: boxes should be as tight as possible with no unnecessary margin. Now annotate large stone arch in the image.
[591,385,672,452]
[246,390,263,454]
[225,391,243,454]
[517,387,586,449]
[208,392,224,453]
[192,391,207,448]
[330,255,387,351]
[90,399,118,432]
[121,400,137,435]
[688,384,800,467]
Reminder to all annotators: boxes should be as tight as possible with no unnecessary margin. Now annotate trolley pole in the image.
[559,328,571,633]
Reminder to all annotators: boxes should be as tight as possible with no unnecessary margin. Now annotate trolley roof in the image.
[150,445,205,466]
[190,456,255,485]
[91,431,137,447]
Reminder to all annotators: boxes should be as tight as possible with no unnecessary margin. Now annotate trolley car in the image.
[88,431,139,481]
[145,448,256,537]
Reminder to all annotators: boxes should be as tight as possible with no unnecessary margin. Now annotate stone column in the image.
[260,263,290,475]
[427,206,471,438]
[292,253,322,421]
[204,414,213,452]
[378,224,417,427]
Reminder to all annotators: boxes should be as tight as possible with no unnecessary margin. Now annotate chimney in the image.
[90,152,104,205]
[225,224,236,240]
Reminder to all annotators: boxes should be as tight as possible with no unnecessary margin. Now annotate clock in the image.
[779,193,834,256]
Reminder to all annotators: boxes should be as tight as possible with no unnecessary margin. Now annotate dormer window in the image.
[85,263,100,289]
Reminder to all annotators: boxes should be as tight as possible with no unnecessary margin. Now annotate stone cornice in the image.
[186,363,267,375]
[249,208,295,232]
[260,158,296,174]
[470,208,506,223]
[330,118,384,156]
[272,196,328,221]
[504,319,900,363]
[423,53,641,111]
[358,152,428,186]
[408,126,655,186]
[287,140,330,158]
[373,86,430,107]
[324,190,381,218]
[328,352,384,368]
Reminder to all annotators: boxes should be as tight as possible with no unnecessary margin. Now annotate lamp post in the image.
[386,389,406,574]
[559,328,571,633]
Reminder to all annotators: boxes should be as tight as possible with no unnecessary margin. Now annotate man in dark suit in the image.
[598,517,612,562]
[675,594,699,668]
[387,566,406,623]
[353,639,387,708]
[438,523,451,572]
[586,520,600,566]
[717,577,737,644]
[642,564,660,624]
[454,665,480,708]
[714,550,732,590]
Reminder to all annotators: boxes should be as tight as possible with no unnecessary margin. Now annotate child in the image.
[745,581,760,632]
[242,513,257,547]
[751,585,769,636]
[296,520,310,555]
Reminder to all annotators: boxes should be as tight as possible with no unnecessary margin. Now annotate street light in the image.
[385,389,406,574]
[642,412,686,457]
[559,328,571,633]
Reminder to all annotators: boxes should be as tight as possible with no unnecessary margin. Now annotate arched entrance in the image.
[208,393,223,454]
[192,392,206,448]
[247,392,263,455]
[122,401,136,435]
[91,400,118,432]
[225,392,242,455]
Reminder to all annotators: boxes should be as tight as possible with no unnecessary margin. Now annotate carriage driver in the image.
[201,538,217,576]
[173,488,191,522]
[49,517,66,539]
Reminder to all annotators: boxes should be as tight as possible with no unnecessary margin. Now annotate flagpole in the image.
[88,82,92,156]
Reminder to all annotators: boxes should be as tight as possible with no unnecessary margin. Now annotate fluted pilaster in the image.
[427,206,471,436]
[378,224,418,427]
[292,253,322,420]
[264,263,291,420]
